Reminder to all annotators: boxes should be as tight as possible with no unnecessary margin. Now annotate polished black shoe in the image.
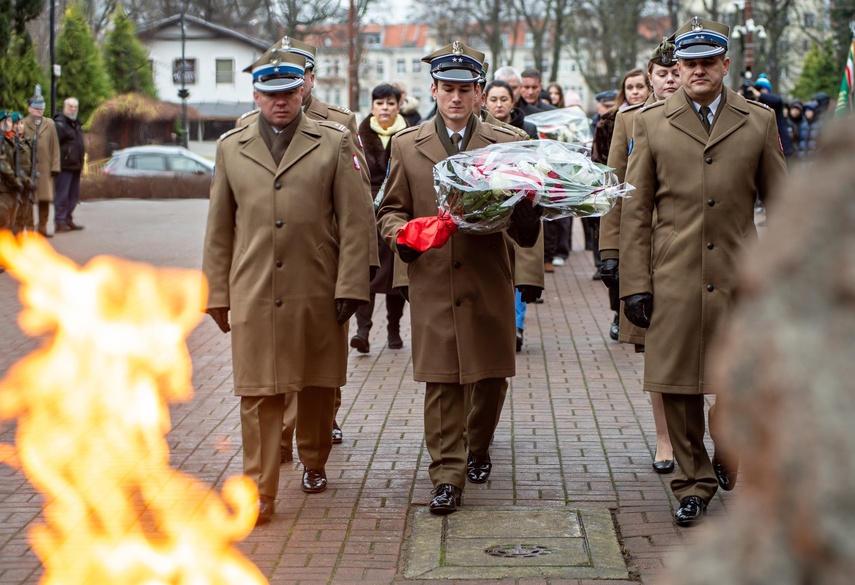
[301,468,328,493]
[609,313,619,341]
[429,483,462,515]
[68,221,85,230]
[652,459,675,474]
[592,269,602,280]
[350,334,369,353]
[674,495,707,526]
[256,495,275,526]
[332,427,343,444]
[280,446,293,463]
[515,328,523,352]
[713,455,738,491]
[467,451,492,484]
[387,328,403,349]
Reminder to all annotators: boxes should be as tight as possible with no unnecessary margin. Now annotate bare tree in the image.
[511,0,555,74]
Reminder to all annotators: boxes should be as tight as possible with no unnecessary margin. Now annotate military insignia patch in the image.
[628,137,633,156]
[353,154,361,171]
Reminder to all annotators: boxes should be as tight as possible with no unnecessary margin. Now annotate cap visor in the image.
[432,69,481,82]
[675,45,726,59]
[254,78,305,92]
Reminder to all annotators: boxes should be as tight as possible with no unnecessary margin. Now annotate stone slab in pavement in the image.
[0,199,737,584]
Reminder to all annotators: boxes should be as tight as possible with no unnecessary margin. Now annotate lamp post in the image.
[50,0,56,117]
[731,0,767,86]
[178,4,189,148]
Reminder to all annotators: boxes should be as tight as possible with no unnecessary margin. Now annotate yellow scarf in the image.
[370,114,407,148]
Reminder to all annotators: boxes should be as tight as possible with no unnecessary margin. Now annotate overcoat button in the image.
[275,299,283,307]
[274,182,282,189]
[707,284,714,292]
[707,199,715,207]
[454,299,461,307]
[453,261,461,269]
[707,242,714,249]
[275,220,283,228]
[705,157,713,164]
[276,260,283,267]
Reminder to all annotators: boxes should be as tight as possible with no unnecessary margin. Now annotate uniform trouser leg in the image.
[425,382,467,489]
[466,378,507,456]
[13,199,33,233]
[295,386,335,470]
[608,285,620,312]
[37,201,50,233]
[543,221,559,260]
[280,392,297,452]
[354,294,374,338]
[240,394,288,498]
[386,293,406,331]
[661,393,718,503]
[707,400,737,470]
[332,388,342,431]
[554,217,571,258]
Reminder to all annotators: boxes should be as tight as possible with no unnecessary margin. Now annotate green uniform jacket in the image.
[203,114,374,396]
[620,86,787,395]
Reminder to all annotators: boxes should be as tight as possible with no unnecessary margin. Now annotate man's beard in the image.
[66,112,77,121]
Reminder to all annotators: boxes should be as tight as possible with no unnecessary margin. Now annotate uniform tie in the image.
[699,105,712,134]
[450,132,462,154]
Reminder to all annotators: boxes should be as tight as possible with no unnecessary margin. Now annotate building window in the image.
[412,59,420,73]
[173,58,196,84]
[397,59,406,74]
[332,60,341,77]
[376,59,384,77]
[215,59,234,84]
[333,89,342,105]
[804,12,815,27]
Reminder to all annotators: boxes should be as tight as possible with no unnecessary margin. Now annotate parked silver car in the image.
[100,145,214,199]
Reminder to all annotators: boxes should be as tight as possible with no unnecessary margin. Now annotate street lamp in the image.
[729,0,766,84]
[178,3,189,148]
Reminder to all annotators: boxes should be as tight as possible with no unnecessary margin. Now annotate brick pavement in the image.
[0,200,736,584]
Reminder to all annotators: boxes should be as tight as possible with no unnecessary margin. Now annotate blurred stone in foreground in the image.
[665,117,855,584]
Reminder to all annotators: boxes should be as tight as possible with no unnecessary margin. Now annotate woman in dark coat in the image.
[351,84,409,353]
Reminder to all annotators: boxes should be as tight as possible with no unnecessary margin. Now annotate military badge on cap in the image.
[243,36,317,75]
[249,50,306,93]
[649,36,676,67]
[422,41,485,83]
[673,16,730,59]
[28,84,46,109]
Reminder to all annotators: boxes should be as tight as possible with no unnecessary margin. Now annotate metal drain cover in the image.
[485,543,552,558]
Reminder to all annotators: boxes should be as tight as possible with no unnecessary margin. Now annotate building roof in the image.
[138,14,269,51]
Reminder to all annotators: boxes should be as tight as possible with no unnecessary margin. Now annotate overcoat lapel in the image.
[238,122,277,175]
[706,89,749,150]
[665,88,708,146]
[277,116,321,177]
[414,122,451,165]
[466,121,501,150]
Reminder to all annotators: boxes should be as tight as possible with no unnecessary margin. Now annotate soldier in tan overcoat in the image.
[619,17,787,527]
[21,86,60,237]
[598,38,681,476]
[377,41,541,514]
[202,51,373,526]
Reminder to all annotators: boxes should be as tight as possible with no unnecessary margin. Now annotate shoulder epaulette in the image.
[746,98,770,110]
[491,125,517,137]
[219,126,246,141]
[623,102,645,113]
[639,101,665,113]
[239,108,259,120]
[319,121,347,132]
[396,126,420,137]
[329,104,352,115]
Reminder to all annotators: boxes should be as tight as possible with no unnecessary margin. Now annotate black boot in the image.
[387,324,403,349]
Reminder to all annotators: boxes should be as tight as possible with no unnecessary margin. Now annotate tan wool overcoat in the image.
[203,114,374,396]
[620,86,787,395]
[377,119,531,384]
[22,116,60,202]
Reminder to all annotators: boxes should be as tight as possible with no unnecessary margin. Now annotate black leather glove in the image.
[510,199,543,246]
[335,298,365,325]
[600,258,619,292]
[517,285,543,304]
[396,242,422,264]
[395,286,409,302]
[370,265,378,281]
[623,293,653,329]
[206,307,231,333]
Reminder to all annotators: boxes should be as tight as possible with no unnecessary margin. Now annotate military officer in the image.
[377,41,541,514]
[202,50,374,526]
[619,17,787,526]
[598,37,681,475]
[10,112,34,235]
[21,86,60,237]
[0,111,23,242]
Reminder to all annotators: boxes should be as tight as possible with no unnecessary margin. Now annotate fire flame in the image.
[0,233,267,585]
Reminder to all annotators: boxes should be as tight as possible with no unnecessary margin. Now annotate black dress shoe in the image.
[609,313,619,341]
[713,455,738,491]
[67,221,85,230]
[301,468,327,493]
[674,495,707,526]
[280,446,293,463]
[55,223,72,233]
[387,327,403,349]
[534,297,544,304]
[652,459,675,474]
[515,328,523,352]
[332,427,343,444]
[350,334,369,353]
[467,451,492,483]
[256,495,275,526]
[429,483,462,515]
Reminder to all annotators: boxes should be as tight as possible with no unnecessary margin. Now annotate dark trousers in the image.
[354,292,405,337]
[661,393,720,503]
[543,220,561,260]
[54,170,81,227]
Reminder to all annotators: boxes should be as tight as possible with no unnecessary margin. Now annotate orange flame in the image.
[0,232,267,585]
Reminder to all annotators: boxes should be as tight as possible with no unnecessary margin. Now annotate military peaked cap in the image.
[422,41,485,83]
[674,16,730,59]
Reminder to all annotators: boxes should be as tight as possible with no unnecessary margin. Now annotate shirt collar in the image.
[693,92,723,119]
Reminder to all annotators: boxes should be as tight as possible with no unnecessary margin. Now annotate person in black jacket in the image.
[53,98,85,232]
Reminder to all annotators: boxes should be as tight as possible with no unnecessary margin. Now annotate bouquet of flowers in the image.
[395,140,633,252]
[525,108,593,146]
